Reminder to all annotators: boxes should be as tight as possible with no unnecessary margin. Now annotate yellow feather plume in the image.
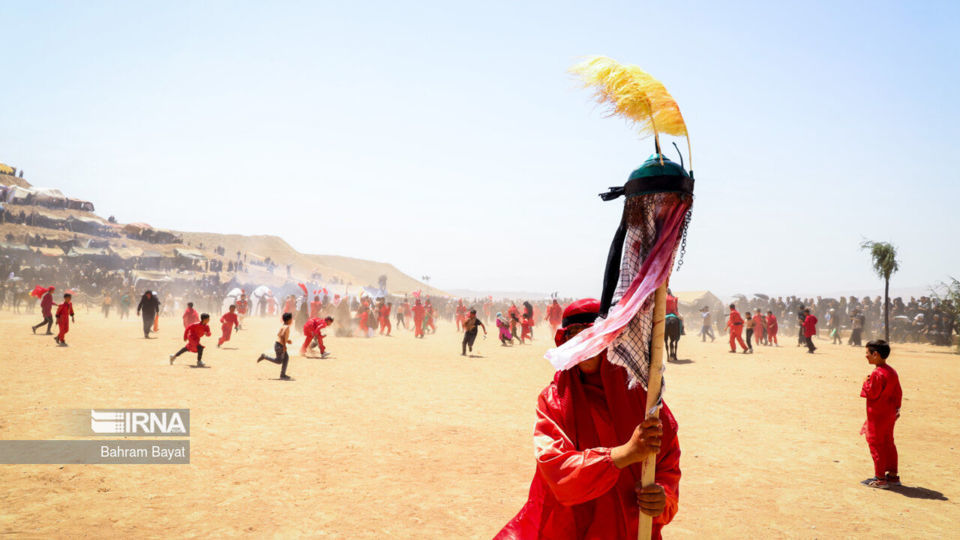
[570,56,690,158]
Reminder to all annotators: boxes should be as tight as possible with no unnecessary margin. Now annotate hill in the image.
[0,172,444,295]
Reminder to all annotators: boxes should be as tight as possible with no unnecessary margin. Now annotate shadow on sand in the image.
[888,485,948,500]
[667,358,694,365]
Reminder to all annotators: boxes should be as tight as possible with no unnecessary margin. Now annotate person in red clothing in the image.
[520,313,533,343]
[169,314,211,367]
[727,303,749,353]
[860,340,902,489]
[412,299,425,338]
[301,316,334,357]
[31,286,56,335]
[54,293,75,346]
[182,302,200,329]
[218,305,240,347]
[455,300,467,331]
[309,296,323,318]
[802,308,818,353]
[357,301,370,337]
[545,299,563,334]
[766,310,779,346]
[496,299,681,539]
[665,288,684,335]
[379,302,392,336]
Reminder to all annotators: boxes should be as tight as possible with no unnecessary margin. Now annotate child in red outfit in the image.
[218,305,240,347]
[54,293,75,346]
[860,339,902,489]
[170,314,212,367]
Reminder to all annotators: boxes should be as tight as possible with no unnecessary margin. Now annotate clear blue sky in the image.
[2,1,958,298]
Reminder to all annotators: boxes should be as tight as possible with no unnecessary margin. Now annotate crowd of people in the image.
[694,294,957,348]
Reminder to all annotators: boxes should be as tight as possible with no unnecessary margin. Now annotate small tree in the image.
[860,240,899,341]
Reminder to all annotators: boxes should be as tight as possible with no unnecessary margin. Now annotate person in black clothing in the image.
[137,290,161,338]
[797,305,806,347]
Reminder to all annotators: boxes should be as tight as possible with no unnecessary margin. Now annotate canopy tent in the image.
[673,290,724,314]
[0,163,13,175]
[109,246,144,259]
[67,246,110,257]
[31,187,67,205]
[5,185,33,203]
[174,248,206,261]
[0,242,31,251]
[132,270,173,284]
[222,287,244,312]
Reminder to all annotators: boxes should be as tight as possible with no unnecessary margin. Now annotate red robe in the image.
[219,312,239,346]
[496,358,680,539]
[183,322,211,352]
[860,364,902,477]
[803,314,818,338]
[412,303,426,337]
[55,301,73,341]
[40,291,55,318]
[302,317,329,353]
[665,295,679,316]
[728,309,747,351]
[379,304,392,335]
[546,303,563,329]
[182,307,200,329]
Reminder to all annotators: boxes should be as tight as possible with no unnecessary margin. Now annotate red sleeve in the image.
[183,327,190,341]
[205,325,211,337]
[860,370,884,400]
[534,388,622,506]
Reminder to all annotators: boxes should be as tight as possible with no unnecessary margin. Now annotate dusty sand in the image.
[1,309,958,538]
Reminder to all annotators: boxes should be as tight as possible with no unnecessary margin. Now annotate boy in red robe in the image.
[170,314,211,367]
[496,299,680,539]
[301,316,334,357]
[379,302,392,336]
[766,310,778,346]
[860,339,902,489]
[218,305,240,347]
[802,309,818,353]
[545,299,563,334]
[412,299,425,338]
[54,293,75,346]
[182,302,200,329]
[727,304,748,353]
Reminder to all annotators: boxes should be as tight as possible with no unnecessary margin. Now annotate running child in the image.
[258,312,294,380]
[170,313,211,366]
[461,309,487,355]
[218,305,240,347]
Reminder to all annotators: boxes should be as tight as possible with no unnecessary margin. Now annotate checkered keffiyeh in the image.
[546,192,691,399]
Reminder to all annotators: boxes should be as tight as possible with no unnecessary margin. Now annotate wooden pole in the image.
[638,282,668,540]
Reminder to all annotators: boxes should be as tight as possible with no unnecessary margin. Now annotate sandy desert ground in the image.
[1,307,958,538]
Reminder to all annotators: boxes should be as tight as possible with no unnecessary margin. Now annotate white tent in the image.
[250,285,274,315]
[32,187,66,205]
[5,185,32,203]
[222,287,244,312]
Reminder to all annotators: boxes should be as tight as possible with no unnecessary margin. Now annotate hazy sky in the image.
[2,1,958,298]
